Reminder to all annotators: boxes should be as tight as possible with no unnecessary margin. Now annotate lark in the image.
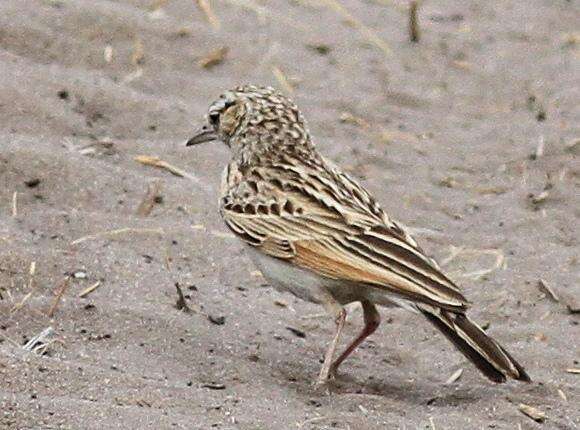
[186,85,530,385]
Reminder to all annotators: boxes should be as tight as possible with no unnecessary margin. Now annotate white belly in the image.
[246,246,402,308]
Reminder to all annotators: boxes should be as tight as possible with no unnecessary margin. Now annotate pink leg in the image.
[329,300,380,377]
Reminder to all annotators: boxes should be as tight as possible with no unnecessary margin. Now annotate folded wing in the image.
[221,159,468,311]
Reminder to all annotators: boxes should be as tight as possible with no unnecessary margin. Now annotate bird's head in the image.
[186,85,311,154]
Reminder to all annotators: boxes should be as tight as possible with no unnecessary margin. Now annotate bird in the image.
[185,85,530,385]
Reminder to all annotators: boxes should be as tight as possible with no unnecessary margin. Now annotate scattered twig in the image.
[23,327,55,355]
[209,230,236,239]
[286,326,306,338]
[136,181,163,217]
[28,261,36,290]
[318,0,391,55]
[12,191,18,217]
[208,315,225,325]
[536,279,559,302]
[104,45,113,63]
[175,283,192,313]
[195,0,220,29]
[445,368,463,384]
[131,37,145,66]
[198,46,228,68]
[78,281,102,298]
[565,368,580,374]
[529,189,550,205]
[409,1,420,43]
[10,292,33,314]
[201,382,226,390]
[557,388,567,401]
[134,155,202,183]
[534,136,545,159]
[71,227,164,246]
[47,277,71,317]
[298,416,330,428]
[518,403,546,423]
[164,243,173,271]
[272,65,294,94]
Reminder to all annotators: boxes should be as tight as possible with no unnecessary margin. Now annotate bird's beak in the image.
[185,124,218,146]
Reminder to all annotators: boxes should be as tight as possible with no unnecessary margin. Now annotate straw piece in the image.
[79,281,102,298]
[318,0,390,55]
[71,227,164,245]
[195,0,220,29]
[199,46,228,68]
[47,277,71,317]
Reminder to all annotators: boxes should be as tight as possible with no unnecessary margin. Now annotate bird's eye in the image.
[208,111,220,125]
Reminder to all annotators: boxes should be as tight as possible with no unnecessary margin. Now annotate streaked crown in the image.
[206,85,312,151]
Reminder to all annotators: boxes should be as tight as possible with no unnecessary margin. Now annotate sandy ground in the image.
[1,0,579,429]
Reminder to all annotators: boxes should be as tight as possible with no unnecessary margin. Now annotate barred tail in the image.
[420,307,531,383]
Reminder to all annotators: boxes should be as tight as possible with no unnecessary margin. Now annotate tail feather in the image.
[420,307,531,383]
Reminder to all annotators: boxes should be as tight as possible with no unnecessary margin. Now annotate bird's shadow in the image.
[276,360,483,406]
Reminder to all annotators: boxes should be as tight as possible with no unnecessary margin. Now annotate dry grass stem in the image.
[71,227,164,245]
[340,112,370,128]
[136,180,163,217]
[409,1,420,43]
[47,277,71,317]
[23,327,55,354]
[78,281,102,298]
[318,0,391,55]
[537,279,559,302]
[12,191,18,217]
[10,292,33,313]
[134,155,201,183]
[535,136,545,158]
[28,261,37,290]
[199,46,228,68]
[195,0,220,29]
[164,244,172,271]
[445,368,463,384]
[272,66,294,94]
[518,403,546,422]
[131,37,145,66]
[209,230,236,239]
[104,45,113,63]
[558,389,567,401]
[298,416,330,428]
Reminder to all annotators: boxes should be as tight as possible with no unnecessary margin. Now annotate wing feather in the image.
[221,158,468,311]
